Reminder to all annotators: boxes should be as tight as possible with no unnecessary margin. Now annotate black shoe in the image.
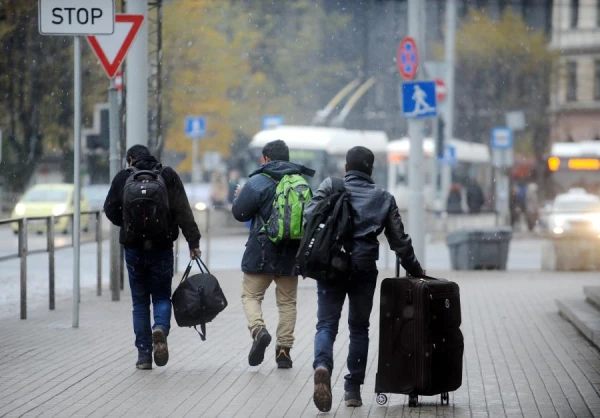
[152,328,169,367]
[275,346,293,369]
[136,352,152,370]
[313,366,332,412]
[248,327,272,366]
[344,391,363,407]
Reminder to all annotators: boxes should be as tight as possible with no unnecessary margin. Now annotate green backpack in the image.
[261,173,312,244]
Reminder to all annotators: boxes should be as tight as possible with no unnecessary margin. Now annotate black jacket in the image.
[305,171,423,275]
[232,161,311,276]
[103,157,201,250]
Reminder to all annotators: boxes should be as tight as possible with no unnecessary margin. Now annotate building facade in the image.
[550,0,600,142]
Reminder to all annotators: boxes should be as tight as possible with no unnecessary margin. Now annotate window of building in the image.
[567,61,577,102]
[595,61,600,100]
[571,0,579,28]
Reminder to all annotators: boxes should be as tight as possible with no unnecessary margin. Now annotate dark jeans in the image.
[125,248,174,354]
[313,268,378,392]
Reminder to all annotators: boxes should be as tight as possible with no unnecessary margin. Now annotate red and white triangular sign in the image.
[87,14,144,79]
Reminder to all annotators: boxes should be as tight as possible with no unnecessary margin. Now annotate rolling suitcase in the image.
[375,260,464,407]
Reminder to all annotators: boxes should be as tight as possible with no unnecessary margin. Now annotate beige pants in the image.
[242,273,298,348]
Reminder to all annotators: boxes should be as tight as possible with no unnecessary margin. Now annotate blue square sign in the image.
[402,81,437,119]
[491,127,513,149]
[262,115,284,130]
[185,116,206,138]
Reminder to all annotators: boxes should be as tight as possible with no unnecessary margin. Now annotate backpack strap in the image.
[193,324,207,341]
[331,177,345,194]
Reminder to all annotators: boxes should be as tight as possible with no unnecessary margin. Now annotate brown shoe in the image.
[152,328,169,367]
[313,366,332,412]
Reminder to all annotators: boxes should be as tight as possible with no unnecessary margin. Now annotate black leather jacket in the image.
[305,171,423,275]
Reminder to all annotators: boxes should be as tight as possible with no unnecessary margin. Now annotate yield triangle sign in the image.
[87,14,144,79]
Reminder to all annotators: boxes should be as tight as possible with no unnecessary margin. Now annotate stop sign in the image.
[435,78,447,102]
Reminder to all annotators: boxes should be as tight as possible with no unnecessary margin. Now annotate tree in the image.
[452,11,557,185]
[161,0,354,173]
[0,1,106,192]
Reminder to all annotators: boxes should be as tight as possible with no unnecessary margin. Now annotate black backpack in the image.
[122,166,171,242]
[296,178,353,281]
[172,259,228,341]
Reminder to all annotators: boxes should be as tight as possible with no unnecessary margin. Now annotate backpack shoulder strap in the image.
[331,177,345,194]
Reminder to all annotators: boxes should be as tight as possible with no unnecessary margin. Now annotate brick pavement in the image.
[0,269,599,417]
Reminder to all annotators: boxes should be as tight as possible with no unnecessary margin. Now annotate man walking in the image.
[306,146,424,411]
[104,145,201,370]
[232,139,313,369]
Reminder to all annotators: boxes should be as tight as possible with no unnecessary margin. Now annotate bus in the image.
[247,126,389,189]
[547,141,600,197]
[387,137,492,210]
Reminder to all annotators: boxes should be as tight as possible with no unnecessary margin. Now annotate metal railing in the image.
[0,211,104,320]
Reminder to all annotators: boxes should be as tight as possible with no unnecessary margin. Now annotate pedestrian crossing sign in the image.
[401,81,437,119]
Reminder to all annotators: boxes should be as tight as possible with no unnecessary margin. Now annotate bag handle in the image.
[133,170,159,180]
[179,257,210,284]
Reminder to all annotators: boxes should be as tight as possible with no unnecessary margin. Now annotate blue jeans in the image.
[313,268,378,392]
[125,248,174,354]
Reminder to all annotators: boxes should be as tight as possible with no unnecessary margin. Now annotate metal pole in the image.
[126,0,149,149]
[19,219,27,320]
[47,216,55,310]
[73,36,82,329]
[407,0,426,264]
[192,137,200,185]
[109,77,121,301]
[205,209,211,268]
[120,245,125,290]
[96,212,102,297]
[442,0,457,210]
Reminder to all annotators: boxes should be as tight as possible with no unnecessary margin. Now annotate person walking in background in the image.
[210,171,229,209]
[305,146,424,412]
[104,145,201,370]
[466,179,485,214]
[525,182,539,232]
[447,183,463,214]
[231,139,314,369]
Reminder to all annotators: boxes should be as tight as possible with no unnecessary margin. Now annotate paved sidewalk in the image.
[0,270,599,417]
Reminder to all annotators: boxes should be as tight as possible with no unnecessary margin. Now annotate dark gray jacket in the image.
[305,171,423,275]
[232,161,311,276]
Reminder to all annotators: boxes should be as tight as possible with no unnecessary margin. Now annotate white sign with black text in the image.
[39,0,115,36]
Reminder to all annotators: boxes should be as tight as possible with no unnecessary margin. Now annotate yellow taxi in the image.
[11,184,91,234]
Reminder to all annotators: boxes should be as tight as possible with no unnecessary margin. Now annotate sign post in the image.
[404,0,427,264]
[491,127,514,226]
[87,13,144,302]
[38,0,115,328]
[185,117,207,185]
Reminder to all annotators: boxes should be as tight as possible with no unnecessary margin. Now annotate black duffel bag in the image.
[172,259,228,341]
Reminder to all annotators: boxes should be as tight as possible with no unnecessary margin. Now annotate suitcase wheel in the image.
[440,392,449,405]
[408,394,418,407]
[376,393,388,405]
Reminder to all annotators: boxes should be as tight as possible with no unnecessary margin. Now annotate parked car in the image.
[83,184,110,212]
[11,183,91,234]
[548,189,600,237]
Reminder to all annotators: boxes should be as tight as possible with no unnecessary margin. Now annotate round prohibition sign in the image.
[397,37,419,80]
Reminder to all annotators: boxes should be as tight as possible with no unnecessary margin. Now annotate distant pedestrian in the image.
[210,171,229,209]
[447,183,463,214]
[231,140,314,369]
[466,179,485,214]
[104,145,201,370]
[305,146,424,412]
[525,183,539,231]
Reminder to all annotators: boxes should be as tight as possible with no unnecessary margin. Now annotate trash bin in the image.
[446,227,512,270]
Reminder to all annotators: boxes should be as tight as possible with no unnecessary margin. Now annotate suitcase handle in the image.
[180,258,210,284]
